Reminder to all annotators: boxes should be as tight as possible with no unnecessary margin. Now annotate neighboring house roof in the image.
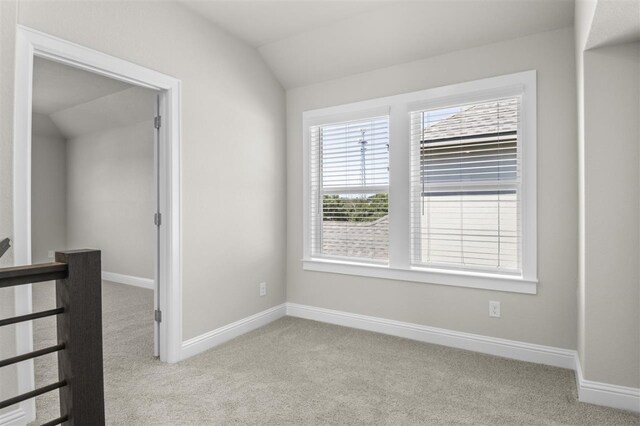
[423,97,519,143]
[322,216,389,261]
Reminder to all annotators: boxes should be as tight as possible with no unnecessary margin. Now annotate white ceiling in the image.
[184,0,575,89]
[32,57,156,139]
[50,87,156,139]
[32,57,133,115]
[183,1,387,47]
[586,0,640,49]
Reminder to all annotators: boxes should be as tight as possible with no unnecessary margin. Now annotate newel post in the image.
[55,249,105,425]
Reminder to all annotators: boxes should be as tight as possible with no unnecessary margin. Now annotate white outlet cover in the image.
[489,301,501,318]
[48,250,54,258]
[259,282,267,296]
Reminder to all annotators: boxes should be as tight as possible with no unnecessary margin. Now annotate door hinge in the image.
[155,309,162,323]
[154,212,162,227]
[154,116,162,129]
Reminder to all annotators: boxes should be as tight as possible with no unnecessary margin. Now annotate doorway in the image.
[13,26,182,423]
[30,54,161,354]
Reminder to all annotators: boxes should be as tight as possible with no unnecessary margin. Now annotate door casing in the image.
[13,25,183,422]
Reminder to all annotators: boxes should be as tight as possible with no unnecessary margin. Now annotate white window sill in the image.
[302,258,538,294]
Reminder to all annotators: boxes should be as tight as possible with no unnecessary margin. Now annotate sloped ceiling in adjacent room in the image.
[49,86,156,139]
[183,0,575,89]
[32,57,132,115]
[585,0,640,49]
[32,57,156,139]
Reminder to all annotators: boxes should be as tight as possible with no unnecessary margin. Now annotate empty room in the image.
[0,0,638,425]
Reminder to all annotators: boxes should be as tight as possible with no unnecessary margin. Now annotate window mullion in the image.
[389,103,410,269]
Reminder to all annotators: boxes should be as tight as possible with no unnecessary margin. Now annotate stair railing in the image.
[0,249,105,426]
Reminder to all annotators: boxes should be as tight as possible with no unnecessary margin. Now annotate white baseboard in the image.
[176,300,639,413]
[286,303,576,369]
[287,303,640,413]
[102,271,154,290]
[181,304,287,360]
[0,407,26,426]
[574,355,640,413]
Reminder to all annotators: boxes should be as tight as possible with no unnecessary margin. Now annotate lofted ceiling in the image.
[49,86,156,139]
[585,0,640,49]
[32,57,156,139]
[32,57,133,115]
[182,1,388,47]
[183,0,575,89]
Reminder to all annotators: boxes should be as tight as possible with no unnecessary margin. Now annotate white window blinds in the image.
[410,97,521,273]
[310,116,390,262]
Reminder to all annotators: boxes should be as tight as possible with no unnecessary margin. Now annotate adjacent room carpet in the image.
[30,281,639,425]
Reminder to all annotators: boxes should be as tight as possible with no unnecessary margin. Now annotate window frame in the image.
[302,71,537,294]
[309,116,391,264]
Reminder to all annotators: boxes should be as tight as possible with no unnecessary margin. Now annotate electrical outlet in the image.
[48,250,54,259]
[489,301,501,318]
[259,282,267,297]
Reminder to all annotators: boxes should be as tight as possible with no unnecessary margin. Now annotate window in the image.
[309,117,390,263]
[303,71,537,294]
[410,98,520,273]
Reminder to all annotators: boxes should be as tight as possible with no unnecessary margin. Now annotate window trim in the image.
[302,70,537,294]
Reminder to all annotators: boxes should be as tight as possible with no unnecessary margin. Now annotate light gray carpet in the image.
[30,281,639,425]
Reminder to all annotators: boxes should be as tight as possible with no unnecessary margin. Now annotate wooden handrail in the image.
[0,250,105,426]
[0,262,68,288]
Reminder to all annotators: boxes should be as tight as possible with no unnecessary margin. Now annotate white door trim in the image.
[13,25,183,420]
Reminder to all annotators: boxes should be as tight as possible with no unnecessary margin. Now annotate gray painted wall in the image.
[581,42,640,388]
[287,27,579,350]
[66,120,155,279]
[31,113,67,264]
[8,0,287,341]
[30,78,157,279]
